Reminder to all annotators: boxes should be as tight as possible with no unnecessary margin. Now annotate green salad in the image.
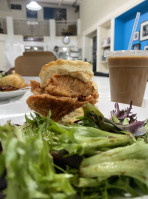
[0,102,148,199]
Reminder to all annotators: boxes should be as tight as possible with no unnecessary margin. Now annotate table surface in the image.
[0,76,148,110]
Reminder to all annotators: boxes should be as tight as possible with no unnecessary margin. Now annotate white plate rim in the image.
[0,89,27,100]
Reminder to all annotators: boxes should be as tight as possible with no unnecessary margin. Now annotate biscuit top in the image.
[39,59,94,87]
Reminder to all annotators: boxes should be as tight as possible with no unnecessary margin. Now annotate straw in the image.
[128,12,140,50]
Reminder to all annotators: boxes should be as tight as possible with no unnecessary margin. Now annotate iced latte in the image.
[105,50,148,106]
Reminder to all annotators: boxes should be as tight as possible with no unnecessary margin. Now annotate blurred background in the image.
[0,0,147,75]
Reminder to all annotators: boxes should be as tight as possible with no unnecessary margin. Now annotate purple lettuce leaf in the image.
[111,101,137,123]
[111,102,146,135]
[123,121,145,135]
[0,192,5,199]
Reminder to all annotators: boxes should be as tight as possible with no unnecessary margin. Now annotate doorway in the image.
[92,36,97,73]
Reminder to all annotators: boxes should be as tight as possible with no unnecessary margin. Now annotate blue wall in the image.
[114,0,148,50]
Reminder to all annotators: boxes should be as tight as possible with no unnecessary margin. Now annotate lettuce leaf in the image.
[0,124,75,199]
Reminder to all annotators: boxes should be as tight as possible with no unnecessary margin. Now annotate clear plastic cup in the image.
[105,50,148,107]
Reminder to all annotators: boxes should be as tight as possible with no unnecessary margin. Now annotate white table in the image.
[0,76,148,110]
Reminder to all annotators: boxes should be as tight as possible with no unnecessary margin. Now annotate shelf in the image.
[101,44,110,49]
[97,23,111,73]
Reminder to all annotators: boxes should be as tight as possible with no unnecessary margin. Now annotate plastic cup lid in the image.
[104,50,148,58]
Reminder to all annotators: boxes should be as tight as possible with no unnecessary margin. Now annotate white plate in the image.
[0,89,27,100]
[0,101,148,199]
[0,101,31,125]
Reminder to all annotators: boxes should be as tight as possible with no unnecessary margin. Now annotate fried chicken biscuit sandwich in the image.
[0,73,29,91]
[26,59,99,122]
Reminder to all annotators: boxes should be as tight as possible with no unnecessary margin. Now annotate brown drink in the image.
[105,51,148,106]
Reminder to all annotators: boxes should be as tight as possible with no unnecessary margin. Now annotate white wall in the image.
[0,34,7,71]
[79,0,143,33]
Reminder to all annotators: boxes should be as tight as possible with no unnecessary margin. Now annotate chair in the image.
[15,51,57,76]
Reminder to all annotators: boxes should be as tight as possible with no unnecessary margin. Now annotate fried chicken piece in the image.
[30,80,44,95]
[27,76,98,121]
[30,74,98,101]
[26,94,86,121]
[0,85,18,91]
[44,74,97,98]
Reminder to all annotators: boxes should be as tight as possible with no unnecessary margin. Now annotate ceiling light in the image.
[63,47,68,52]
[34,47,38,50]
[26,1,41,11]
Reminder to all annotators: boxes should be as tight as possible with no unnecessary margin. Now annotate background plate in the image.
[0,89,27,100]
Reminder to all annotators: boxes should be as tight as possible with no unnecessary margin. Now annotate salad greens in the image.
[0,71,7,79]
[80,141,148,185]
[0,124,75,199]
[0,103,148,199]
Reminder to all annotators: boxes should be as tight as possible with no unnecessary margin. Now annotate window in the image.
[26,9,38,19]
[11,4,22,10]
[24,36,44,42]
[25,46,44,51]
[43,7,66,21]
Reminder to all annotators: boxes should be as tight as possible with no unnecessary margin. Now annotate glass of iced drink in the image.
[105,50,148,107]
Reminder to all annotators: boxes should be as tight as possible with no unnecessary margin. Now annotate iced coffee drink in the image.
[105,50,148,106]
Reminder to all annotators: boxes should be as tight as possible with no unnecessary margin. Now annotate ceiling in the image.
[23,0,82,6]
